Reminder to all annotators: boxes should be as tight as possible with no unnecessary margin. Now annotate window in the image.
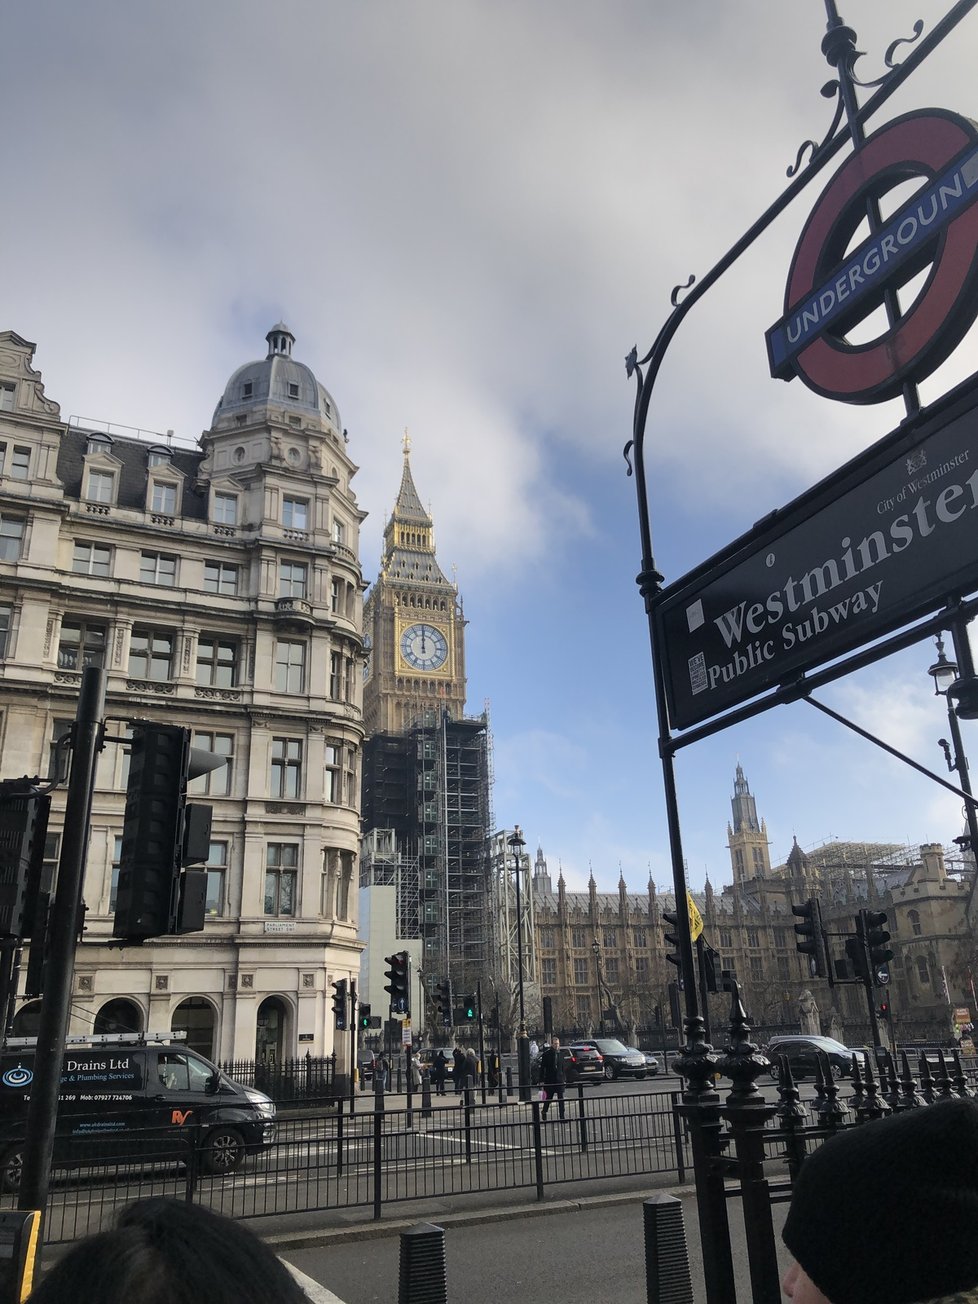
[605,957,619,983]
[42,832,60,893]
[110,834,123,912]
[720,929,733,950]
[541,958,557,985]
[749,956,764,981]
[72,540,111,577]
[158,1052,212,1093]
[634,955,649,977]
[603,929,617,948]
[331,578,342,613]
[147,449,171,468]
[58,619,106,670]
[264,843,297,916]
[279,561,307,598]
[325,742,340,802]
[2,446,30,480]
[331,519,345,546]
[0,514,25,561]
[282,497,308,530]
[275,640,305,693]
[196,636,238,688]
[150,482,177,514]
[86,470,114,504]
[213,493,237,525]
[242,381,253,399]
[128,628,174,681]
[540,927,554,948]
[633,928,647,948]
[329,651,341,698]
[909,909,922,936]
[188,732,233,797]
[48,718,73,783]
[576,996,591,1025]
[0,605,10,658]
[0,383,14,411]
[916,956,930,984]
[571,928,586,948]
[573,958,589,985]
[270,737,303,799]
[288,381,299,399]
[344,746,357,805]
[777,956,790,981]
[746,928,760,948]
[203,561,238,596]
[206,842,227,917]
[140,552,177,586]
[734,849,744,873]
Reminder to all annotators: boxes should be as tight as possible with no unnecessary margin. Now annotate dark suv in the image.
[562,1044,604,1083]
[580,1038,647,1081]
[764,1035,866,1081]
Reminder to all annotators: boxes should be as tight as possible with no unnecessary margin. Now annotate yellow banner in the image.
[687,891,703,942]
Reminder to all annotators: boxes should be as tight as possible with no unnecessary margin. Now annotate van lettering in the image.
[171,1108,193,1126]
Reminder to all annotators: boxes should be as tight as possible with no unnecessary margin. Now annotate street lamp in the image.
[507,825,531,1102]
[591,939,604,1034]
[928,633,978,860]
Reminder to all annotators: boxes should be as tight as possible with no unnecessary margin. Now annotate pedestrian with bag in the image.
[539,1036,566,1121]
[432,1049,449,1096]
[452,1046,466,1094]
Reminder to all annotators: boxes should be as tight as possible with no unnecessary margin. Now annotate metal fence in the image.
[215,1055,336,1103]
[11,1084,690,1244]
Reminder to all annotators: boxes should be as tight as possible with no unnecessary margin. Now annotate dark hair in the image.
[28,1198,307,1304]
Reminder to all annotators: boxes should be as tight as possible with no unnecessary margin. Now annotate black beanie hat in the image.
[783,1098,978,1304]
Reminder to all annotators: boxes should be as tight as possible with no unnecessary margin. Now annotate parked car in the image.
[626,1047,660,1076]
[764,1035,866,1081]
[580,1038,647,1081]
[562,1044,605,1083]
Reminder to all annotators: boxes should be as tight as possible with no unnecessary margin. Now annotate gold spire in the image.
[402,427,411,456]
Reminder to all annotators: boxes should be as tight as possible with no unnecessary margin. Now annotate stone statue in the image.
[798,989,820,1036]
[827,1008,845,1044]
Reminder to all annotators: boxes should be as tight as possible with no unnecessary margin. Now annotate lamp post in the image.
[591,939,604,1034]
[507,826,531,1102]
[928,633,978,866]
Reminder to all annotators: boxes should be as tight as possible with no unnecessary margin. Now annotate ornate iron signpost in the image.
[626,3,978,1300]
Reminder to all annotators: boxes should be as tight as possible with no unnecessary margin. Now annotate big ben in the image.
[362,435,466,735]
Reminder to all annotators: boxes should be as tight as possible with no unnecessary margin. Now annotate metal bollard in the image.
[398,1222,446,1304]
[505,1065,513,1097]
[421,1069,432,1119]
[643,1194,693,1304]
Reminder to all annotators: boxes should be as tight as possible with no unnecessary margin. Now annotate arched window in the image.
[171,998,216,1060]
[94,997,144,1036]
[916,955,930,985]
[908,909,922,936]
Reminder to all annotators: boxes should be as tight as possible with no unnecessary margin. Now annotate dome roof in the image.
[211,324,342,433]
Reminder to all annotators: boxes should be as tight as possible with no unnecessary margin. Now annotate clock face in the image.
[399,622,449,671]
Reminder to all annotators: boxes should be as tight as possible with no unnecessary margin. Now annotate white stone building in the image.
[0,325,365,1070]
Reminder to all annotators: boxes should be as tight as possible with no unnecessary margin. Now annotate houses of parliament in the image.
[531,764,977,1044]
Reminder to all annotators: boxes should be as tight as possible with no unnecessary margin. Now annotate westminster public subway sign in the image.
[654,378,978,730]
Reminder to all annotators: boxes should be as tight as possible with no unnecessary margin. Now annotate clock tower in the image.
[363,436,466,735]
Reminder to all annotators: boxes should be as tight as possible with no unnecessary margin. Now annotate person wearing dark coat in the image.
[432,1050,449,1096]
[452,1047,466,1094]
[539,1036,566,1120]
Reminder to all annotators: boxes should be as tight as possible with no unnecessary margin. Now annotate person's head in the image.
[551,1037,560,1049]
[782,1099,978,1303]
[27,1197,308,1304]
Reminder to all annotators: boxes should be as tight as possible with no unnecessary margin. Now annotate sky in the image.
[2,0,977,896]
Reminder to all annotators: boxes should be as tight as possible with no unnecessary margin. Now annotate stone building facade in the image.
[0,325,365,1067]
[532,764,977,1044]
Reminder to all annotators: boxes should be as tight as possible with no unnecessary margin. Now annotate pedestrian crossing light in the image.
[331,978,348,1030]
[359,1003,371,1030]
[463,997,476,1022]
[384,950,409,1015]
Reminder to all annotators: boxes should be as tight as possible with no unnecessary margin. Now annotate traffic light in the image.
[331,978,348,1029]
[792,897,826,978]
[662,910,681,969]
[878,1000,890,1020]
[845,935,870,983]
[861,909,893,978]
[384,950,409,1014]
[0,785,49,938]
[435,978,453,1027]
[702,945,719,993]
[667,980,682,1028]
[359,1003,372,1030]
[113,724,225,941]
[463,995,476,1022]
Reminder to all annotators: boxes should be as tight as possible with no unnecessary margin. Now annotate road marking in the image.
[283,1259,347,1303]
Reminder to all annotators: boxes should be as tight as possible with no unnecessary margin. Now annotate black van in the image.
[0,1034,276,1193]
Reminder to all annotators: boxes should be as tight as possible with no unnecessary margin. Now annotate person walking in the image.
[432,1049,448,1096]
[539,1036,566,1121]
[409,1052,422,1092]
[452,1046,466,1094]
[781,1096,978,1302]
[465,1046,478,1093]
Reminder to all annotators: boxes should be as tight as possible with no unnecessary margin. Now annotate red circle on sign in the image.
[784,109,978,404]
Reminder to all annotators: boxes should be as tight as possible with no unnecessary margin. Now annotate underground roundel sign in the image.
[766,108,978,405]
